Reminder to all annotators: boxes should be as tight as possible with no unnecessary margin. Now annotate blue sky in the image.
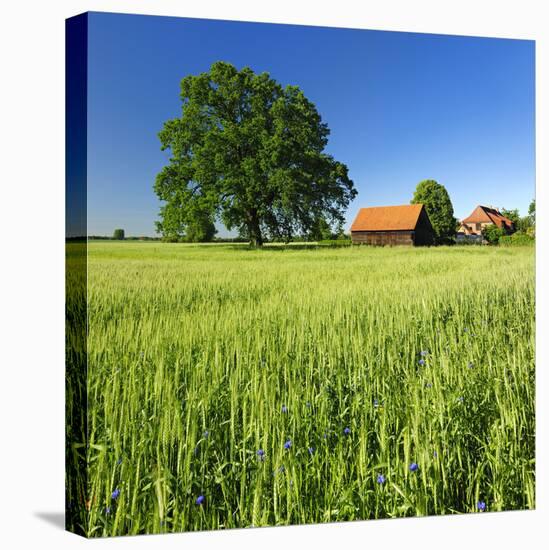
[86,12,535,237]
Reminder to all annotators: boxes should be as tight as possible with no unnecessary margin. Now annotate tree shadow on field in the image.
[226,243,325,252]
[34,511,65,530]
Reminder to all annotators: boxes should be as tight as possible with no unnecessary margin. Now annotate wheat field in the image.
[66,242,535,537]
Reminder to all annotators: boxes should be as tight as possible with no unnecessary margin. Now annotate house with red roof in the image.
[458,205,515,239]
[350,204,434,246]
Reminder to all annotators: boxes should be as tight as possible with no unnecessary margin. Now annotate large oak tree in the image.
[154,62,356,246]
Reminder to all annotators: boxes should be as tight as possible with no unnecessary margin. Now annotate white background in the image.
[0,1,547,548]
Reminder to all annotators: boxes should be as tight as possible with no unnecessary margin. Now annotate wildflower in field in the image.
[433,451,438,458]
[425,382,432,388]
[284,439,292,450]
[373,399,379,408]
[323,432,328,439]
[105,506,111,515]
[468,362,474,369]
[282,405,288,413]
[457,396,464,403]
[116,457,122,465]
[409,463,419,472]
[418,359,426,366]
[203,430,209,438]
[477,501,486,512]
[377,474,386,484]
[420,350,428,357]
[111,488,120,500]
[195,495,205,506]
[308,447,315,455]
[257,449,265,460]
[343,427,351,435]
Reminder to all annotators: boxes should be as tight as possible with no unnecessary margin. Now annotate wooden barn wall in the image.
[414,209,435,245]
[351,231,414,246]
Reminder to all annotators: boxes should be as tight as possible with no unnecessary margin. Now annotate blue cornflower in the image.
[284,439,292,450]
[203,430,209,438]
[409,463,419,472]
[282,405,288,413]
[308,447,315,455]
[196,495,205,506]
[111,488,120,500]
[105,506,111,515]
[373,399,379,408]
[116,457,122,465]
[377,474,386,484]
[257,449,265,460]
[477,501,486,512]
[418,359,426,366]
[420,350,428,357]
[343,427,351,435]
[433,451,438,458]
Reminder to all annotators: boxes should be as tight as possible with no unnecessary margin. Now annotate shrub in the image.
[499,232,535,247]
[481,224,505,245]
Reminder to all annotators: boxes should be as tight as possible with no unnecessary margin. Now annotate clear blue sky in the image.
[86,12,535,237]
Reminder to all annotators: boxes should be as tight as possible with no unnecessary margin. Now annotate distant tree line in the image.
[88,235,162,241]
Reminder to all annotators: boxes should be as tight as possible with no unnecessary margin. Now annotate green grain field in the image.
[67,242,535,536]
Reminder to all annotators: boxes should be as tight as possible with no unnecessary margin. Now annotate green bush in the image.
[499,232,535,247]
[481,224,505,245]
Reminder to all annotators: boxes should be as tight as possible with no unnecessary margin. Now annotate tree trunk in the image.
[248,211,263,247]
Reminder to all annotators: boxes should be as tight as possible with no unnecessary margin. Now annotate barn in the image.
[350,204,434,246]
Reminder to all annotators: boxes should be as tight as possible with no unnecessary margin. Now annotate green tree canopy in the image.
[528,199,535,223]
[154,61,356,246]
[500,208,520,228]
[113,228,125,240]
[155,206,217,243]
[411,180,457,244]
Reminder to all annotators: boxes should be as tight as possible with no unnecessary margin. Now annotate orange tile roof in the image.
[461,205,514,229]
[351,204,425,231]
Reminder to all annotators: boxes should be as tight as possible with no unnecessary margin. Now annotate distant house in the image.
[350,204,434,246]
[458,205,514,239]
